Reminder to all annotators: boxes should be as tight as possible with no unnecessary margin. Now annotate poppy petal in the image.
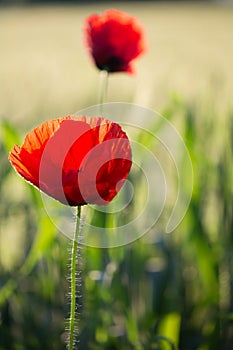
[85,9,146,73]
[9,116,132,207]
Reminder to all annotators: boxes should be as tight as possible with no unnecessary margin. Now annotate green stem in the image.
[98,70,110,232]
[68,206,81,350]
[98,70,109,114]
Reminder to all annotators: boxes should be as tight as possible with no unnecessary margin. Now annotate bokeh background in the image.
[0,1,233,349]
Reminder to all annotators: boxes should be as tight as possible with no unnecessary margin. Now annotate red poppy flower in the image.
[9,116,132,206]
[85,9,146,74]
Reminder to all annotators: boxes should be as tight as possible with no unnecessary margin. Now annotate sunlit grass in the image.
[0,3,232,128]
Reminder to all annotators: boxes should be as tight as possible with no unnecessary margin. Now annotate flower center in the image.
[98,56,124,72]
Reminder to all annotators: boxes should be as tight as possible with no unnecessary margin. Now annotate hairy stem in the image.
[68,206,81,350]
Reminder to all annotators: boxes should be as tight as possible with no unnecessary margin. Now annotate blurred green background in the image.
[0,1,233,349]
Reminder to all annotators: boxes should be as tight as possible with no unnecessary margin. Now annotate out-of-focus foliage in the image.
[0,0,215,4]
[1,96,233,349]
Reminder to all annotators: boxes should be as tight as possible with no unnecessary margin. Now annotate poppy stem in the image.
[68,206,82,350]
[98,69,109,231]
[98,70,109,113]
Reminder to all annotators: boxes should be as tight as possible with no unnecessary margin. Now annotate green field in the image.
[0,2,233,350]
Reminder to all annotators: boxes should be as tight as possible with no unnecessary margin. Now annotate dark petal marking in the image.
[97,56,125,72]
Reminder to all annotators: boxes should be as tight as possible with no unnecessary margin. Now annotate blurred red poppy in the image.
[85,9,146,74]
[9,116,132,206]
